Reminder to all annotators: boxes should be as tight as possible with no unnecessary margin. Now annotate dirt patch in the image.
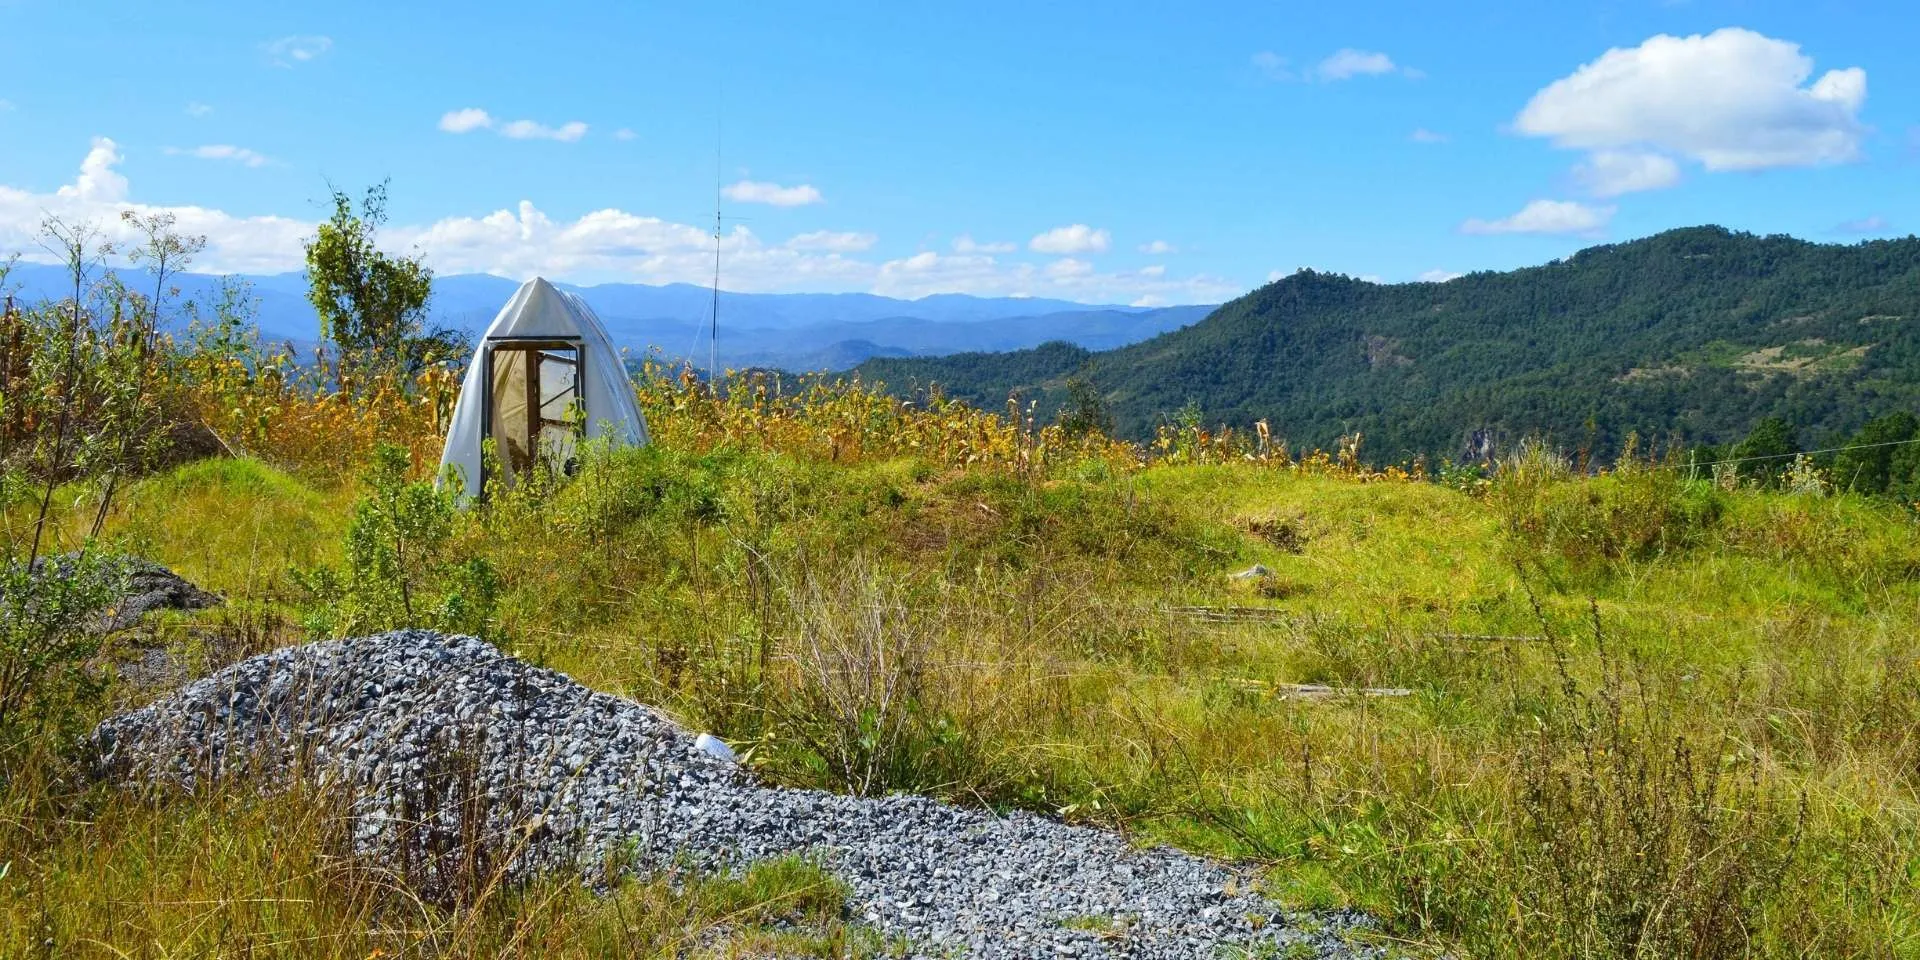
[1735,341,1869,377]
[1615,364,1691,383]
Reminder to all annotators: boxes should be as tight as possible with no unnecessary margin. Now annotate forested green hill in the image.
[859,227,1920,461]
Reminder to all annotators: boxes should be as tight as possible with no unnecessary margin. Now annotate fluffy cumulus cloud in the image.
[1045,257,1095,280]
[185,102,213,118]
[1517,27,1867,183]
[1409,128,1448,144]
[1,141,1240,304]
[1419,268,1463,283]
[721,180,824,207]
[2,138,309,273]
[438,108,493,133]
[613,128,637,142]
[1029,223,1110,255]
[1573,150,1681,197]
[165,144,271,168]
[1461,199,1615,236]
[263,35,331,67]
[500,119,588,142]
[1139,239,1177,254]
[439,109,588,142]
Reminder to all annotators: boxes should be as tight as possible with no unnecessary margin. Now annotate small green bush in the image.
[0,547,125,762]
[296,444,497,639]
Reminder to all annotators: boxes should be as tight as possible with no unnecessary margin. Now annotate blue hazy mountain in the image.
[617,305,1213,371]
[2,263,1216,371]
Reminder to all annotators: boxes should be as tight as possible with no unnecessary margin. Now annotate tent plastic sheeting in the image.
[437,277,648,499]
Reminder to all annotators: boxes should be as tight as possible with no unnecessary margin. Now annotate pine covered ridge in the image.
[859,226,1920,461]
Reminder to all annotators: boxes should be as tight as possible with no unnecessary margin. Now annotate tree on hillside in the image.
[1733,416,1799,486]
[1056,373,1114,440]
[1832,411,1920,495]
[304,182,461,391]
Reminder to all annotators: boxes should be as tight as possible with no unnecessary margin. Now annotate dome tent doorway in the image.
[437,277,648,499]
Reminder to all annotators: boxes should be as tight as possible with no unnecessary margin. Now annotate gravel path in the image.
[93,630,1380,958]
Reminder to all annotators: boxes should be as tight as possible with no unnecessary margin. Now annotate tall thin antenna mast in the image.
[708,119,721,388]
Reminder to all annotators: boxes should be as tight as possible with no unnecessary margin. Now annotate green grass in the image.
[9,447,1920,957]
[4,777,874,958]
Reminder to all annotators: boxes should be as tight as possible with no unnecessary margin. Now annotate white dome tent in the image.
[437,277,648,500]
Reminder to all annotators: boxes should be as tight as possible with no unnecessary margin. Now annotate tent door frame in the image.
[479,335,585,499]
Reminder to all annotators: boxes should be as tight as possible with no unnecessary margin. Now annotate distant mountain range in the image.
[0,264,1213,371]
[860,227,1920,461]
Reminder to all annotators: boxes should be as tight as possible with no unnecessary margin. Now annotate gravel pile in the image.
[11,554,221,635]
[101,558,223,633]
[93,630,1378,958]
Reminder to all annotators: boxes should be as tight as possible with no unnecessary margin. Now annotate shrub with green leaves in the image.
[0,547,125,764]
[296,444,497,639]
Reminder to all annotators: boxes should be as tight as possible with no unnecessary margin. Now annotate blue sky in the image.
[0,0,1913,304]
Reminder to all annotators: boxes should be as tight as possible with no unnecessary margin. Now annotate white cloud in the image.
[1256,48,1418,83]
[613,128,637,141]
[1131,295,1169,307]
[1139,264,1166,277]
[1045,257,1095,279]
[57,138,129,203]
[1409,128,1449,144]
[1461,199,1615,236]
[0,140,1241,304]
[439,109,588,142]
[500,119,588,142]
[1029,224,1110,255]
[1573,150,1681,197]
[1515,28,1867,172]
[1316,49,1400,81]
[185,102,213,118]
[1251,51,1293,81]
[1836,215,1892,234]
[1139,239,1177,254]
[868,249,1235,302]
[165,144,272,168]
[785,229,876,252]
[1419,268,1463,283]
[439,108,494,133]
[5,138,308,273]
[722,180,824,207]
[952,234,1015,254]
[263,35,331,67]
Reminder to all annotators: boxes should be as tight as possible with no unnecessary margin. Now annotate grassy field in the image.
[0,320,1908,959]
[6,403,1920,957]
